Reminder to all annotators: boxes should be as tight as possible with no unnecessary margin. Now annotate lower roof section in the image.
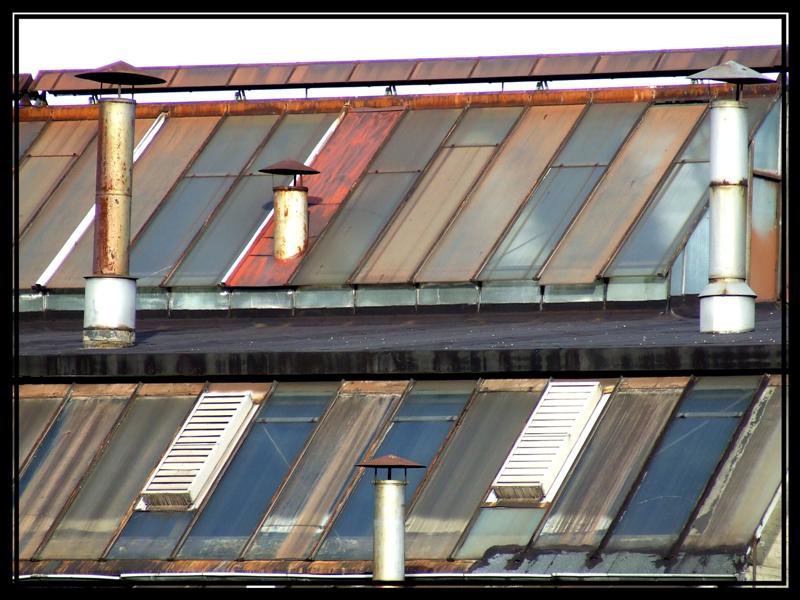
[18,304,785,379]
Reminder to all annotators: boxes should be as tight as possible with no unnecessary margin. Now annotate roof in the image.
[30,45,784,95]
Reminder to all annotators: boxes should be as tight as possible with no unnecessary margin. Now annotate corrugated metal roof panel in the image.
[535,377,687,550]
[226,109,403,287]
[405,385,544,559]
[38,392,196,559]
[415,104,585,283]
[538,103,706,285]
[18,391,132,558]
[246,383,402,559]
[48,115,220,289]
[682,380,782,551]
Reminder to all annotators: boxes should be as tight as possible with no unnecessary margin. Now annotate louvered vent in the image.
[140,392,255,510]
[492,381,602,502]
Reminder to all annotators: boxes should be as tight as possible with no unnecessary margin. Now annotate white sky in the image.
[13,14,786,104]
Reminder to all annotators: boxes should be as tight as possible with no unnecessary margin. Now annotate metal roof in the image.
[29,45,785,95]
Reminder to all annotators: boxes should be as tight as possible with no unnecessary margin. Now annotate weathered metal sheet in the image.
[48,116,219,289]
[230,64,293,87]
[410,59,477,81]
[288,62,357,85]
[593,51,661,74]
[227,109,402,287]
[415,104,585,283]
[19,396,64,467]
[17,121,47,160]
[655,49,725,72]
[538,103,706,285]
[246,385,401,559]
[170,66,235,89]
[721,46,782,69]
[532,53,599,77]
[682,382,782,550]
[348,60,416,83]
[447,106,522,146]
[535,377,687,550]
[17,72,33,93]
[166,113,336,287]
[470,57,537,79]
[292,109,462,286]
[750,177,780,301]
[38,393,196,559]
[405,389,541,559]
[137,383,204,397]
[19,384,70,398]
[18,393,130,558]
[479,379,547,393]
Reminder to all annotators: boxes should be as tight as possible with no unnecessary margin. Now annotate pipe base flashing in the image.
[83,327,136,348]
[699,291,756,334]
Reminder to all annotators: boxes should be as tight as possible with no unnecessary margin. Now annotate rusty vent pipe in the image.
[79,63,164,348]
[259,160,319,261]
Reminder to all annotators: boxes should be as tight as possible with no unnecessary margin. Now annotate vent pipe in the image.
[259,160,320,260]
[690,61,773,334]
[358,455,425,584]
[75,63,164,348]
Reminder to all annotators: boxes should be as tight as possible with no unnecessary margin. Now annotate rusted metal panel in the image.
[593,51,661,75]
[721,46,782,69]
[340,380,408,394]
[682,382,782,550]
[655,49,725,72]
[353,145,496,285]
[415,104,585,283]
[19,384,70,398]
[532,53,599,77]
[230,65,293,87]
[348,60,416,83]
[207,382,272,403]
[405,389,540,559]
[470,57,537,79]
[138,383,204,396]
[48,116,220,289]
[246,386,401,559]
[170,66,236,89]
[750,177,780,302]
[71,383,138,397]
[410,59,477,81]
[31,70,62,91]
[227,109,402,287]
[288,62,358,85]
[535,377,688,550]
[18,394,129,558]
[538,103,706,285]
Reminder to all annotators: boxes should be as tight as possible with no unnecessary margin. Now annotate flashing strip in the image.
[34,113,168,289]
[220,108,346,285]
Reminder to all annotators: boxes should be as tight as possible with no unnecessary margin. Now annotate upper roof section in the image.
[29,45,785,95]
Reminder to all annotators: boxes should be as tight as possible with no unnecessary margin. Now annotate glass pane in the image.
[607,382,756,552]
[247,388,399,558]
[292,172,418,286]
[18,156,75,234]
[18,395,129,558]
[176,385,334,559]
[23,120,95,157]
[555,103,647,166]
[47,116,221,289]
[130,176,237,286]
[18,397,62,466]
[754,101,780,172]
[248,113,337,175]
[607,162,709,277]
[354,145,496,284]
[107,511,193,559]
[417,105,586,283]
[681,208,710,295]
[369,109,462,172]
[679,113,710,162]
[405,390,541,559]
[315,382,471,559]
[536,381,686,549]
[447,106,522,146]
[39,395,195,559]
[479,166,604,281]
[187,115,279,176]
[454,507,545,559]
[17,121,47,160]
[539,103,706,285]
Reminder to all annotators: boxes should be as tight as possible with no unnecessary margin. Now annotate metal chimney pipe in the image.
[699,99,756,333]
[273,185,309,260]
[83,98,137,348]
[373,479,407,583]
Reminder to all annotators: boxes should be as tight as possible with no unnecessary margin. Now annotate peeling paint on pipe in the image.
[273,186,309,261]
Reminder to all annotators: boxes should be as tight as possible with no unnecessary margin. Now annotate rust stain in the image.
[227,109,403,287]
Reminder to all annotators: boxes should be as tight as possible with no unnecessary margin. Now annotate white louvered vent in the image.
[140,392,255,510]
[492,381,602,502]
